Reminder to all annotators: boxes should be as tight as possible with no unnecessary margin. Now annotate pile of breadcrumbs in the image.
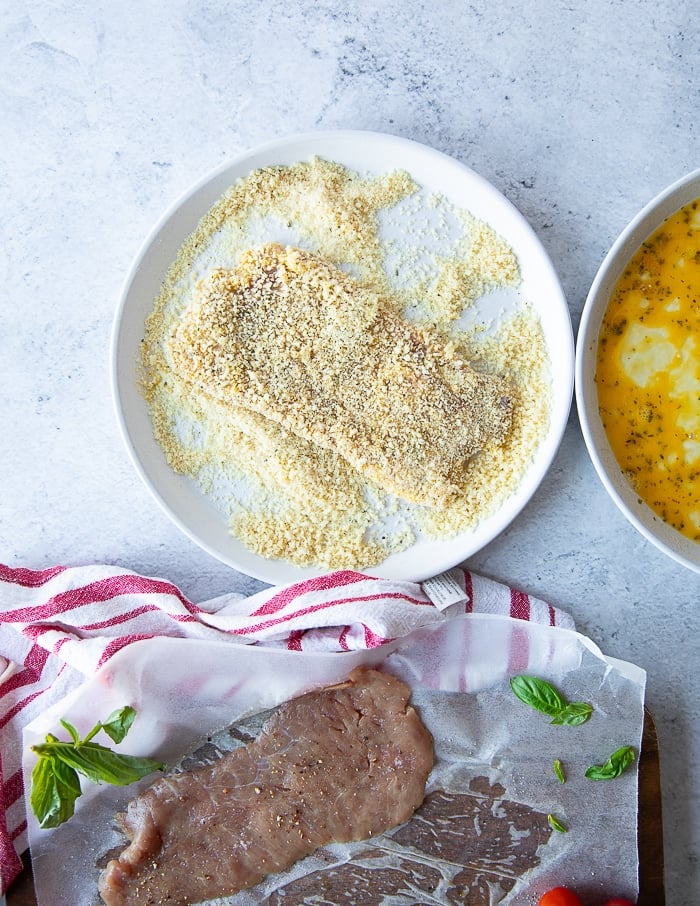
[141,157,551,569]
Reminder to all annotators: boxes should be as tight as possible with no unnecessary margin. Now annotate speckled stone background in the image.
[1,1,697,902]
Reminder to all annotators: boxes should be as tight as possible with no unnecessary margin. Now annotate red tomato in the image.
[602,900,636,906]
[538,889,584,906]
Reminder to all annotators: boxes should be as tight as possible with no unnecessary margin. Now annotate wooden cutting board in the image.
[6,710,664,905]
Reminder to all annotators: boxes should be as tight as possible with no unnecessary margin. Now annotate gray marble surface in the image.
[1,1,697,902]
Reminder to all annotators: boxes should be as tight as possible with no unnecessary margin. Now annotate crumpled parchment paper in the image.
[22,613,645,905]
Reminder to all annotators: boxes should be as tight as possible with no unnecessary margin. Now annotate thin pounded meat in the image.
[169,243,513,508]
[98,668,433,905]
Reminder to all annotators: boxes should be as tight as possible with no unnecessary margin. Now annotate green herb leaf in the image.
[509,675,566,717]
[29,706,165,830]
[510,675,595,728]
[549,701,594,726]
[44,741,165,786]
[585,745,636,781]
[29,753,82,829]
[553,758,566,784]
[547,813,568,833]
[99,706,137,745]
[59,719,80,745]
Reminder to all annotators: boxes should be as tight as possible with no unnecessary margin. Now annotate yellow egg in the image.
[596,197,700,541]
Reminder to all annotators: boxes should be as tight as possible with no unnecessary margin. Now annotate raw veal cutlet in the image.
[98,668,434,905]
[169,243,513,508]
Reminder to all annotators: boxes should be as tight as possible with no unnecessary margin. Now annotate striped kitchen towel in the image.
[0,562,574,892]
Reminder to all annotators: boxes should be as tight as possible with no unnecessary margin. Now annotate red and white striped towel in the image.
[0,562,574,893]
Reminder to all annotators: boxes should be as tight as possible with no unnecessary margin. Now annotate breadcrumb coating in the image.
[141,157,550,569]
[170,244,513,508]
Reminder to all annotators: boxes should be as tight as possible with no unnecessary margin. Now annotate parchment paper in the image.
[21,614,645,905]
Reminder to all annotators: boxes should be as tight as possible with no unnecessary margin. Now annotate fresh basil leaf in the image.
[51,741,164,786]
[30,706,165,831]
[547,813,568,833]
[99,706,137,744]
[553,758,566,784]
[30,753,82,829]
[549,701,593,726]
[585,745,636,781]
[59,719,80,745]
[509,675,566,717]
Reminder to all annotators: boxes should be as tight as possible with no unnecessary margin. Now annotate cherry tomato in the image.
[538,888,584,906]
[602,900,636,906]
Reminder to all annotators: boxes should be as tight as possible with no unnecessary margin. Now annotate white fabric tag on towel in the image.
[421,571,469,611]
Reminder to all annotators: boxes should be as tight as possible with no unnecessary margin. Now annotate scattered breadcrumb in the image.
[141,157,551,569]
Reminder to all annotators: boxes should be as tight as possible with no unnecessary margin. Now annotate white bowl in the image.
[576,168,700,573]
[112,130,573,584]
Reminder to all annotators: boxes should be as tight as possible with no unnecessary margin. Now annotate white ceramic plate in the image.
[576,168,700,573]
[112,130,573,584]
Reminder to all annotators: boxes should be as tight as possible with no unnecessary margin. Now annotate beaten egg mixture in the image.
[597,197,700,540]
